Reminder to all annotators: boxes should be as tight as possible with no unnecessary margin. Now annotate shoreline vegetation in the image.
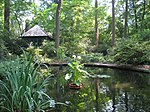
[40,63,150,73]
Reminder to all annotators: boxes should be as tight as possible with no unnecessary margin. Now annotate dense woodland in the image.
[0,0,150,111]
[0,0,150,64]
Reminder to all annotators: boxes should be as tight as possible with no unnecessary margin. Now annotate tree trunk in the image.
[133,2,138,29]
[142,0,146,21]
[4,0,10,32]
[112,0,115,46]
[55,0,62,49]
[141,0,146,29]
[25,20,30,32]
[124,0,128,39]
[95,0,99,49]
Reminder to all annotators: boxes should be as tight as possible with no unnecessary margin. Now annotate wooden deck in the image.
[41,63,150,73]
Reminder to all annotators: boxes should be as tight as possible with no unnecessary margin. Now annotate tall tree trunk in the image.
[112,0,115,46]
[95,0,99,49]
[55,0,62,49]
[133,2,138,29]
[124,0,128,39]
[4,0,10,32]
[141,0,146,29]
[142,0,146,21]
[25,20,30,32]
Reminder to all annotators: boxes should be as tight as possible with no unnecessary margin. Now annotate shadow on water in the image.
[46,67,150,112]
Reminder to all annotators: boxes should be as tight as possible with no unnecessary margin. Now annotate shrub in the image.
[0,38,8,60]
[113,38,150,64]
[42,40,56,57]
[140,29,150,41]
[81,53,106,63]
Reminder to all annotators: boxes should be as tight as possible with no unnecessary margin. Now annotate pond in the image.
[46,67,150,112]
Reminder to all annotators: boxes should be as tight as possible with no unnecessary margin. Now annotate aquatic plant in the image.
[65,55,88,86]
[0,54,55,112]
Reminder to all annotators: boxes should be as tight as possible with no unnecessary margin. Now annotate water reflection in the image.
[47,67,150,112]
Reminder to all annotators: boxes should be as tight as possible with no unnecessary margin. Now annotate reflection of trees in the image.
[95,78,99,111]
[128,87,150,111]
[49,77,111,112]
[124,90,128,111]
[106,69,150,112]
[46,67,150,111]
[112,69,150,88]
[111,82,116,112]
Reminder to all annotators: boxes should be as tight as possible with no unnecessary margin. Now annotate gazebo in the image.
[20,25,53,46]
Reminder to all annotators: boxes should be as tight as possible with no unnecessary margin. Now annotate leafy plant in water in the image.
[0,53,55,112]
[65,55,88,86]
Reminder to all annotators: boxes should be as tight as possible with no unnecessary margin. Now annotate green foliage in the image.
[64,37,92,55]
[0,54,55,112]
[57,46,66,62]
[6,38,24,55]
[113,38,150,64]
[81,53,106,63]
[42,40,56,57]
[0,38,8,60]
[26,45,52,63]
[61,1,107,55]
[140,29,150,41]
[27,45,42,58]
[65,55,88,86]
[0,0,149,65]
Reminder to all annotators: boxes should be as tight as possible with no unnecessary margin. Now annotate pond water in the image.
[46,67,150,112]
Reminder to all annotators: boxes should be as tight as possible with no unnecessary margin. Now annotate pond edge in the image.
[41,63,150,74]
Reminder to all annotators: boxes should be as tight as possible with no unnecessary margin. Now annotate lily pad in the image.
[96,75,111,78]
[89,74,111,78]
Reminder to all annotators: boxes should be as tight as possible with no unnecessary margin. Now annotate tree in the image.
[95,0,99,48]
[55,0,62,49]
[112,0,116,46]
[132,1,138,29]
[4,0,10,32]
[141,0,146,29]
[124,0,128,39]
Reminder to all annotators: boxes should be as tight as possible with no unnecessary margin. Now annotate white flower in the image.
[72,55,76,58]
[77,56,81,60]
[65,73,72,80]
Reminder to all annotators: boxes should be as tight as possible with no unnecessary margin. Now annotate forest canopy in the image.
[0,0,150,65]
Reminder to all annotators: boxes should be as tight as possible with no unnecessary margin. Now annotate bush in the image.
[81,53,106,63]
[140,29,150,41]
[113,38,150,64]
[42,40,56,57]
[0,39,8,60]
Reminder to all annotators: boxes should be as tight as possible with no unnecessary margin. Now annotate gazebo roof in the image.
[21,25,52,39]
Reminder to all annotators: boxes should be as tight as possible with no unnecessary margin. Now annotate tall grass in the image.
[0,54,55,112]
